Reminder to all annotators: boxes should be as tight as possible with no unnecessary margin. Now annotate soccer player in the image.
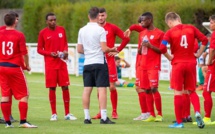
[0,12,37,128]
[77,7,117,124]
[92,7,130,119]
[137,12,164,122]
[124,17,150,120]
[0,11,19,123]
[202,14,215,125]
[115,56,134,87]
[37,12,77,121]
[160,12,208,128]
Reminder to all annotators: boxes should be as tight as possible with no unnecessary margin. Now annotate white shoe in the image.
[50,114,57,121]
[133,113,150,120]
[5,124,14,128]
[19,122,38,128]
[65,113,77,120]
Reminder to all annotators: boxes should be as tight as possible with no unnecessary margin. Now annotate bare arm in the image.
[122,58,130,68]
[23,54,31,71]
[195,45,206,58]
[101,42,118,53]
[77,44,84,54]
[207,48,215,65]
[163,52,173,61]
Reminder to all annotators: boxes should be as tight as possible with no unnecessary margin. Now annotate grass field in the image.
[0,73,215,134]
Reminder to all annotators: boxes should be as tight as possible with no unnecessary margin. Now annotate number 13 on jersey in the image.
[2,41,13,55]
[180,35,188,48]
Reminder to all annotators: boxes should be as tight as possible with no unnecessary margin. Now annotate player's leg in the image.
[82,87,93,124]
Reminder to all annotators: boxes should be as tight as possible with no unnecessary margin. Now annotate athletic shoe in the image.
[50,114,57,121]
[142,115,155,122]
[186,117,193,122]
[84,119,92,124]
[5,124,14,128]
[155,115,163,122]
[0,118,5,124]
[10,115,18,123]
[92,113,101,119]
[100,117,115,124]
[133,113,150,121]
[112,111,118,119]
[19,122,38,128]
[196,85,203,91]
[169,122,184,128]
[195,112,205,129]
[172,118,190,123]
[65,113,77,120]
[202,117,215,125]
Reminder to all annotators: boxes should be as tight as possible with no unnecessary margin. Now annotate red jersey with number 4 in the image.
[0,29,27,66]
[160,24,208,64]
[37,26,68,69]
[103,22,129,58]
[138,28,164,70]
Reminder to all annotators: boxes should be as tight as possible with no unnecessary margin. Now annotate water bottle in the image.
[58,51,64,59]
[142,36,148,55]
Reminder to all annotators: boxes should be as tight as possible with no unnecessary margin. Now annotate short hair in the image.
[141,12,153,20]
[165,12,181,22]
[9,11,19,17]
[115,56,120,61]
[206,33,211,37]
[137,16,142,23]
[45,12,55,20]
[4,13,16,26]
[99,8,106,13]
[88,7,99,19]
[210,14,215,21]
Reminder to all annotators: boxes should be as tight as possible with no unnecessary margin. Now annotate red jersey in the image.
[103,22,129,58]
[208,31,215,73]
[37,26,68,69]
[160,24,208,64]
[129,24,145,32]
[139,28,164,70]
[0,29,27,66]
[0,26,6,30]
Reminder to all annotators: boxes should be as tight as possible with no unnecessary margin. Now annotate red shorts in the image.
[203,73,215,92]
[45,68,70,88]
[171,62,196,91]
[106,57,117,82]
[135,65,141,86]
[0,67,29,100]
[140,69,159,89]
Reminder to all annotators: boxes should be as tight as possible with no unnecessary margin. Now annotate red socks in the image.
[174,95,183,124]
[62,89,70,115]
[1,102,11,121]
[182,94,190,118]
[153,91,162,116]
[19,102,28,121]
[138,92,148,113]
[203,91,212,118]
[190,91,200,113]
[145,92,155,117]
[110,89,118,112]
[49,89,57,115]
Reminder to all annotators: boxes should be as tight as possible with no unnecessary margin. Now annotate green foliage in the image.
[0,0,24,8]
[22,0,215,43]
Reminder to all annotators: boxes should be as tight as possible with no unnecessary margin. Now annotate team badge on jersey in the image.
[150,35,154,40]
[59,33,63,38]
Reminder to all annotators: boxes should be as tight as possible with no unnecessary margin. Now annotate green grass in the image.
[0,73,215,134]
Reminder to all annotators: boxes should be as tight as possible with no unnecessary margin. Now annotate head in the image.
[88,7,99,21]
[9,11,19,27]
[137,16,142,26]
[98,8,107,25]
[209,15,215,31]
[115,56,121,67]
[4,12,17,27]
[46,12,56,30]
[165,12,181,28]
[206,33,211,41]
[140,12,153,28]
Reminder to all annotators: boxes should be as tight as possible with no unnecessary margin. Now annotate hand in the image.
[142,41,151,48]
[108,52,118,57]
[207,59,215,66]
[63,51,68,60]
[124,29,131,37]
[26,66,31,71]
[51,52,58,58]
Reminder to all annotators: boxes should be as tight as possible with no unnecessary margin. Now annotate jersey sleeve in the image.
[193,26,208,46]
[210,32,215,49]
[62,28,68,51]
[160,31,170,54]
[19,33,28,55]
[113,25,130,52]
[37,31,51,56]
[129,24,144,33]
[100,28,106,42]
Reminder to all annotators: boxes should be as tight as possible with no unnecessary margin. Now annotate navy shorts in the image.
[83,63,110,87]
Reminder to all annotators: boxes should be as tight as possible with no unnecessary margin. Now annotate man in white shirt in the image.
[77,7,117,124]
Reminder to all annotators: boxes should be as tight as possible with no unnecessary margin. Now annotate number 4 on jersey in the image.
[180,35,188,48]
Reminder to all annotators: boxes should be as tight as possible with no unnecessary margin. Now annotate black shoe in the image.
[84,119,92,124]
[186,117,193,122]
[100,117,115,124]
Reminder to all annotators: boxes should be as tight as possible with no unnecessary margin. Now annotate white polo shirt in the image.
[78,22,106,65]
